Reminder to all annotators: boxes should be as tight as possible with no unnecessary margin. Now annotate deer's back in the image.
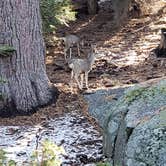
[66,35,80,44]
[68,58,91,73]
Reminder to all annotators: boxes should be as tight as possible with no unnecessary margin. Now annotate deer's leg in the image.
[85,72,89,89]
[64,48,67,60]
[80,74,84,89]
[77,43,80,56]
[160,59,165,66]
[69,47,72,59]
[70,70,74,91]
[74,73,82,90]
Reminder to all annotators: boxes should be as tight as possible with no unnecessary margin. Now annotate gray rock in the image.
[84,87,125,128]
[84,79,166,166]
[126,110,166,166]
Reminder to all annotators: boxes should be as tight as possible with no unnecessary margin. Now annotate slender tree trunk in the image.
[87,0,98,15]
[0,0,58,117]
[159,28,166,49]
[154,28,166,58]
[112,0,131,27]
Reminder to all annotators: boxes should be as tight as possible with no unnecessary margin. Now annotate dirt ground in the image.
[0,4,166,126]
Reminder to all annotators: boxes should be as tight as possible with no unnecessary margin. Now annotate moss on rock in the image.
[124,81,166,104]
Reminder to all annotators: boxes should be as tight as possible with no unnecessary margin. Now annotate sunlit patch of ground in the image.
[48,8,166,93]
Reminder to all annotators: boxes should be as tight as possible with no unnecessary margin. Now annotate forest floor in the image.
[45,2,166,122]
[0,2,166,165]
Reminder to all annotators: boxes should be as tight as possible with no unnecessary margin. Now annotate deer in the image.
[61,34,83,60]
[67,44,98,90]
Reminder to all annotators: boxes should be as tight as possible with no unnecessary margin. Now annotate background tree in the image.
[112,0,132,27]
[155,28,166,58]
[87,0,98,15]
[0,0,58,117]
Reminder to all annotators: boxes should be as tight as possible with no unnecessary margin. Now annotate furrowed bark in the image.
[0,0,58,117]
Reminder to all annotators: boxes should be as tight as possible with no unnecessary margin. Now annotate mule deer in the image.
[68,44,98,90]
[62,34,82,60]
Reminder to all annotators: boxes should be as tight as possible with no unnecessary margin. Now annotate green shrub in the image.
[0,140,64,166]
[0,149,16,166]
[40,0,76,33]
[0,45,16,57]
[30,139,65,166]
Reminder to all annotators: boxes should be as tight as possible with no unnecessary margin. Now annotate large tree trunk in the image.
[0,0,58,117]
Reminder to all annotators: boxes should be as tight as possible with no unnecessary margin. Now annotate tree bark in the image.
[87,0,98,15]
[0,0,58,117]
[154,28,166,58]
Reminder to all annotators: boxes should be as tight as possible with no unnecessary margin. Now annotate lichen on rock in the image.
[126,109,166,166]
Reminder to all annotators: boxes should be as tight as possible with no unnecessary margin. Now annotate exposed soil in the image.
[0,1,166,165]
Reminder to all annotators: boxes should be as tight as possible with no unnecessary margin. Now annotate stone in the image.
[84,79,166,166]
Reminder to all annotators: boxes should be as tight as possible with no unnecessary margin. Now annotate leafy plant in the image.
[40,0,76,33]
[30,139,65,166]
[0,140,64,166]
[0,149,6,165]
[0,149,16,166]
[0,45,16,57]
